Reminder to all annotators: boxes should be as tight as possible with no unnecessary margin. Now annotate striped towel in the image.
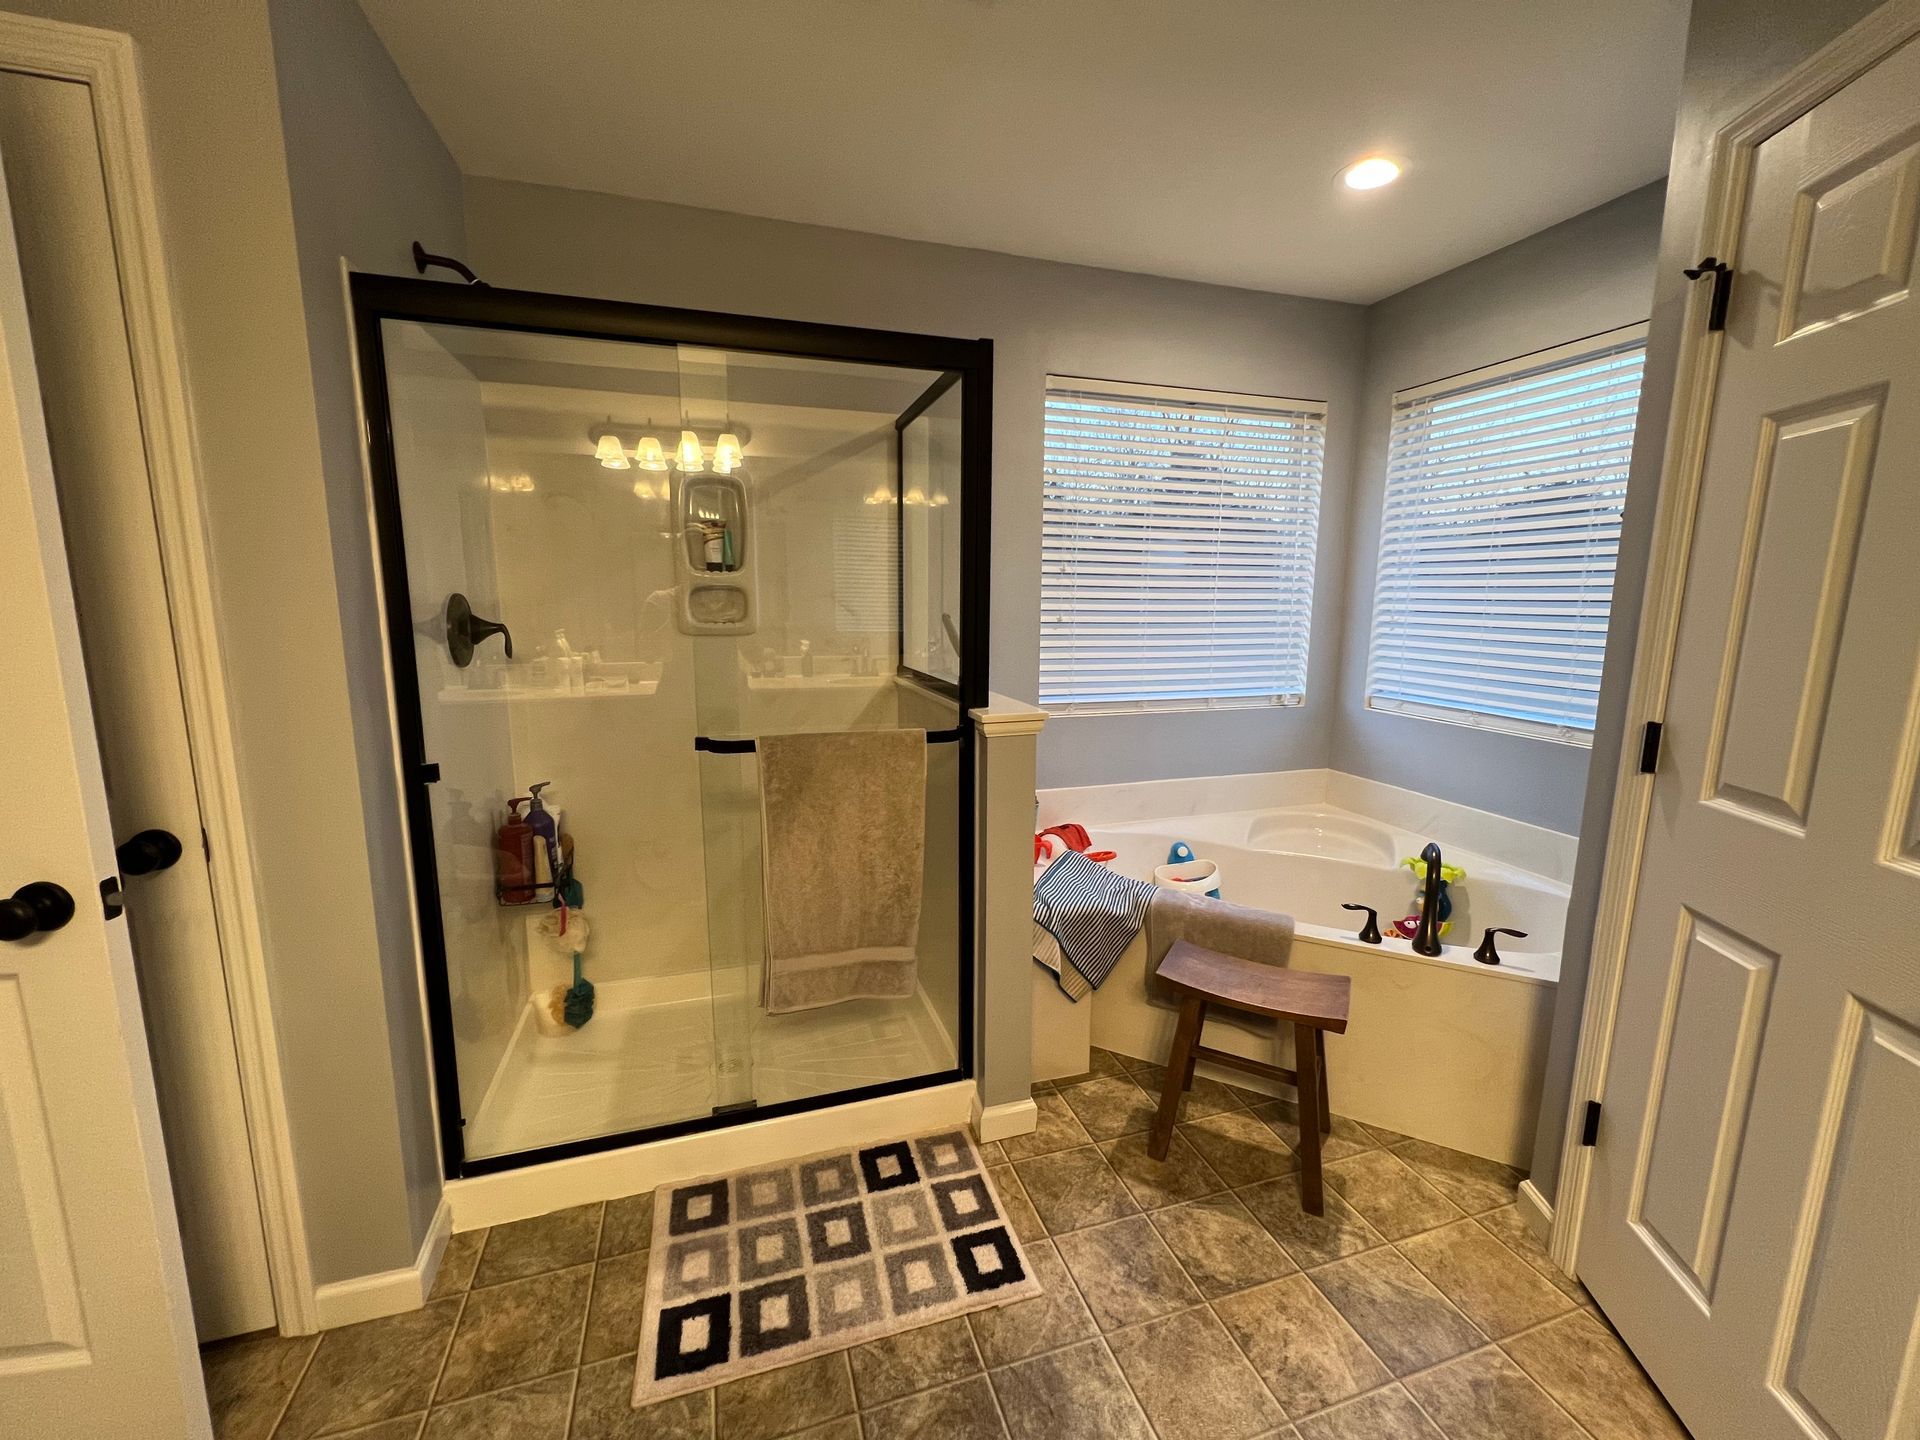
[1033,850,1156,1001]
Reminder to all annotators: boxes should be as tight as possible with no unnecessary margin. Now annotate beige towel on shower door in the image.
[757,728,927,1013]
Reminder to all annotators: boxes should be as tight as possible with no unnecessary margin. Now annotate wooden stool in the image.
[1145,940,1352,1214]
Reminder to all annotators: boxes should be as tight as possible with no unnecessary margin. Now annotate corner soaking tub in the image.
[1081,801,1568,1167]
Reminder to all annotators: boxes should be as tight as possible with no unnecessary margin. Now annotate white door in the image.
[0,66,275,1342]
[1581,32,1920,1440]
[0,148,210,1437]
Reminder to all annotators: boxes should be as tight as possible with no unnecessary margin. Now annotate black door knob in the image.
[116,829,184,876]
[0,882,77,942]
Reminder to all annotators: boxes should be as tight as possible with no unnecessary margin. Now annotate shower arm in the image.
[412,241,487,287]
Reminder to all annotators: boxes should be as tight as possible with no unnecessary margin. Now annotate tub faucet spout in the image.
[1412,842,1444,957]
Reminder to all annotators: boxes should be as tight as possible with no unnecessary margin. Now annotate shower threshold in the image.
[461,973,951,1163]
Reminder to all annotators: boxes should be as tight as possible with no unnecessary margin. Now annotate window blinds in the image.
[1365,324,1648,742]
[1042,377,1326,712]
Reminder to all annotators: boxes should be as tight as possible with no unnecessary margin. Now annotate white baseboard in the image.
[971,1095,1039,1143]
[312,1196,452,1330]
[445,1079,975,1231]
[1517,1178,1554,1246]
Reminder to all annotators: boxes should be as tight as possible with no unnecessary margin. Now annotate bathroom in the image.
[7,3,1912,1439]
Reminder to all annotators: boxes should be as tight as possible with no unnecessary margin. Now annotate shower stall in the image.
[350,277,988,1177]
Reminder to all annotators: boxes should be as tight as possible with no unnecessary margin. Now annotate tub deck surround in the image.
[202,1054,1682,1440]
[1033,773,1575,1169]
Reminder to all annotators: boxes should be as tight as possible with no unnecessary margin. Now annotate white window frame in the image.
[1041,375,1327,715]
[1364,322,1649,745]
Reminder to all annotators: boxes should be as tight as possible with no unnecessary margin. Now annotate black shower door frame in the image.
[349,273,993,1179]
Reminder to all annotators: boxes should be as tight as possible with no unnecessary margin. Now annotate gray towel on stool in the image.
[1144,887,1295,1015]
[758,729,926,1013]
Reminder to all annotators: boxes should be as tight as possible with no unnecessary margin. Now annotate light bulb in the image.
[676,430,705,472]
[1341,156,1401,190]
[594,432,630,469]
[634,435,669,471]
[713,432,743,473]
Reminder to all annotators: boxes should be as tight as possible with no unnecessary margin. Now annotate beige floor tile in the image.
[1357,1122,1410,1147]
[571,1356,711,1438]
[1403,1348,1585,1440]
[990,1337,1153,1440]
[1390,1139,1524,1215]
[1000,1093,1094,1162]
[202,1329,317,1440]
[472,1203,604,1287]
[1502,1310,1688,1440]
[1309,1248,1484,1377]
[1107,1305,1285,1440]
[274,1299,461,1439]
[1246,1103,1378,1163]
[420,1371,573,1439]
[781,1420,861,1440]
[1474,1205,1585,1300]
[1396,1219,1572,1339]
[849,1315,982,1408]
[861,1374,1006,1439]
[978,1141,1008,1165]
[430,1232,486,1300]
[986,1163,1046,1241]
[1099,1130,1228,1210]
[1180,1111,1298,1188]
[1011,1146,1138,1232]
[1054,1216,1199,1330]
[716,1352,855,1440]
[599,1192,655,1259]
[328,1416,425,1439]
[1237,1180,1384,1270]
[1057,1075,1159,1140]
[1128,1067,1245,1121]
[582,1249,650,1364]
[436,1263,592,1403]
[1322,1151,1461,1241]
[1294,1385,1444,1440]
[1213,1275,1389,1419]
[967,1239,1098,1368]
[1149,1192,1298,1298]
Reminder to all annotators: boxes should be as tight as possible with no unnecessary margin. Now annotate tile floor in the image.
[201,1049,1690,1440]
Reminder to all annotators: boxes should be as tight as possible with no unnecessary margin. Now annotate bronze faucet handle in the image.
[1473,927,1528,966]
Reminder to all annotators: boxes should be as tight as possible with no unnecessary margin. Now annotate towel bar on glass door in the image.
[694,727,965,754]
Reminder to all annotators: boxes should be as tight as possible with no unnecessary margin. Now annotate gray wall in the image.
[460,179,1369,791]
[1529,0,1884,1203]
[265,0,467,1270]
[1333,183,1666,835]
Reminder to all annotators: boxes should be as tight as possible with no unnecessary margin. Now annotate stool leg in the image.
[1315,1029,1332,1134]
[1181,1002,1207,1092]
[1294,1022,1324,1215]
[1150,998,1203,1161]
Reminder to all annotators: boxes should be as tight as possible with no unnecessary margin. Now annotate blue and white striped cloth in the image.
[1033,850,1156,1001]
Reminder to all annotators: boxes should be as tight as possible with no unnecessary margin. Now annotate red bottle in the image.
[496,797,536,904]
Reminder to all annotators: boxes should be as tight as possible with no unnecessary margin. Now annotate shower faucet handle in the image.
[1474,927,1528,966]
[1341,903,1382,944]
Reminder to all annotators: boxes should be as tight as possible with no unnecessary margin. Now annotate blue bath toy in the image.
[1168,841,1197,865]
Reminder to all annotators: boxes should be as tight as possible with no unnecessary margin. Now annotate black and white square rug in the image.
[634,1128,1039,1405]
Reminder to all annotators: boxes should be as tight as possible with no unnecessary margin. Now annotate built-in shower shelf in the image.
[436,683,660,704]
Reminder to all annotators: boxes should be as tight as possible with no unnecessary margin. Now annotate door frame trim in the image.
[1551,0,1920,1275]
[0,12,317,1332]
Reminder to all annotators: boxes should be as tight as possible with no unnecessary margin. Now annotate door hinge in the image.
[100,875,125,921]
[1581,1100,1602,1147]
[1683,257,1734,332]
[417,762,441,784]
[1638,720,1663,775]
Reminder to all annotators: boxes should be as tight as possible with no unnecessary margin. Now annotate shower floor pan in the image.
[462,974,952,1161]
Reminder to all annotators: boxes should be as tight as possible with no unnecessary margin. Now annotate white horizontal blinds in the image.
[1042,377,1326,712]
[1366,324,1648,741]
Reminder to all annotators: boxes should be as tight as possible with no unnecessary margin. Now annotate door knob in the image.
[0,882,76,941]
[116,829,184,876]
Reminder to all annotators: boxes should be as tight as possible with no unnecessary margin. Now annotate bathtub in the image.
[1034,773,1572,1167]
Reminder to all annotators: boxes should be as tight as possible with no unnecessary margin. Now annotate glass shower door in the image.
[358,277,983,1175]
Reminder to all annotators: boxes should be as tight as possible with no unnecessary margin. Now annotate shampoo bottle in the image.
[527,781,561,894]
[496,797,535,904]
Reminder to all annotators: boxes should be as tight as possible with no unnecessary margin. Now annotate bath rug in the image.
[633,1127,1040,1405]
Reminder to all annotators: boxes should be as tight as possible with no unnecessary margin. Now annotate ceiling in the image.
[359,0,1689,305]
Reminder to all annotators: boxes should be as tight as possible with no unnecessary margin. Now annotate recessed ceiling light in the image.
[1342,156,1402,191]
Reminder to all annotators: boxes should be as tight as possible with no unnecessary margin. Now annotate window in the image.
[1041,377,1326,713]
[1365,324,1647,742]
